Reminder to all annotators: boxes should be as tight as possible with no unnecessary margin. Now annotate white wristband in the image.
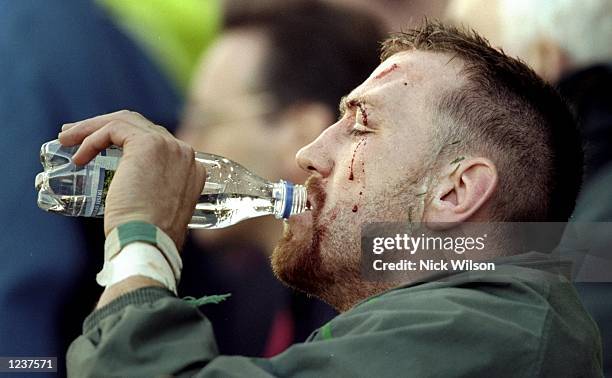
[96,242,178,294]
[103,221,182,281]
[98,221,182,294]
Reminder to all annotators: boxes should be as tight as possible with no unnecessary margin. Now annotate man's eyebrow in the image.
[338,95,364,119]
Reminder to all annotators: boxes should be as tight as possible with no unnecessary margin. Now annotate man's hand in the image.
[58,110,206,248]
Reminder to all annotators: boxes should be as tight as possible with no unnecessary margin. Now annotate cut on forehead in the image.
[363,51,466,97]
[337,50,466,119]
[382,49,467,84]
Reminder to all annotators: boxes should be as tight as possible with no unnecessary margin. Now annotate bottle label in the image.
[85,148,121,217]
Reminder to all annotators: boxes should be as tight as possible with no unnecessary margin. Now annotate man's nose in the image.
[296,127,335,178]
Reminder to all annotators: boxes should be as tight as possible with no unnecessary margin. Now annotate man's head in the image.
[446,0,612,82]
[179,1,384,246]
[273,21,582,311]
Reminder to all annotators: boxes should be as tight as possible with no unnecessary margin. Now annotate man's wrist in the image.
[97,242,179,292]
[96,221,183,306]
[105,213,188,249]
[103,221,182,277]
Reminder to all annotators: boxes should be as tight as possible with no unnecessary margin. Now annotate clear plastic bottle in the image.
[35,139,308,229]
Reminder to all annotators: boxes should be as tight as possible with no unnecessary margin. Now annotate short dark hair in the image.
[224,0,386,118]
[381,21,583,221]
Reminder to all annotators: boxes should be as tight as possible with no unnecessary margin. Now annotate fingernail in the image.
[61,123,75,131]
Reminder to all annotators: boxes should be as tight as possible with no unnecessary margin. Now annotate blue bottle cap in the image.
[282,181,294,219]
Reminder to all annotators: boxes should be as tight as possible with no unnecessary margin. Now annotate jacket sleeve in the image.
[67,287,413,377]
[67,287,276,377]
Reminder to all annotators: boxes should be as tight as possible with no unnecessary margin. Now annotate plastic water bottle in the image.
[35,139,308,229]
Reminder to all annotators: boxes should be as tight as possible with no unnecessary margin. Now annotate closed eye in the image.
[350,121,370,136]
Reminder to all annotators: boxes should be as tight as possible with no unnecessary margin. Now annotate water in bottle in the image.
[35,140,308,229]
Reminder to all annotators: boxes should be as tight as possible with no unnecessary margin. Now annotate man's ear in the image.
[423,157,498,226]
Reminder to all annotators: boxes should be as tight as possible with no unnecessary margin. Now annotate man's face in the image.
[272,50,465,304]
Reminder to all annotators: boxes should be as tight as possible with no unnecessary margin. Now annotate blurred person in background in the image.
[247,0,449,33]
[0,0,217,374]
[446,0,612,373]
[324,0,448,32]
[177,0,385,356]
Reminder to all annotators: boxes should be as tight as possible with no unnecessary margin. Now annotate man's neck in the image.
[321,280,398,313]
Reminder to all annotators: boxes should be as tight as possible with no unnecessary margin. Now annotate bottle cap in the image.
[281,181,294,219]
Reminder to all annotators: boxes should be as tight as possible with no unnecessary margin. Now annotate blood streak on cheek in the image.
[361,139,367,174]
[351,139,367,213]
[374,63,399,80]
[348,137,366,181]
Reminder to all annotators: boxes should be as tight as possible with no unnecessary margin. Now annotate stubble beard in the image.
[271,176,335,300]
[271,176,420,312]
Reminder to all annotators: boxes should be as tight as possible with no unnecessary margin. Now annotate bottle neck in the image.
[272,180,308,219]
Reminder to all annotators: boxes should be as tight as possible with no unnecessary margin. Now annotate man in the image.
[177,1,384,356]
[61,21,602,376]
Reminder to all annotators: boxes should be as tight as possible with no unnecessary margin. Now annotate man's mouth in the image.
[285,177,325,232]
[304,175,326,216]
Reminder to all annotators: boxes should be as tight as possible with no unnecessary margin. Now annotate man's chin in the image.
[271,211,328,295]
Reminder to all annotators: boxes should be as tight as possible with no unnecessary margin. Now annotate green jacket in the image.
[67,253,602,377]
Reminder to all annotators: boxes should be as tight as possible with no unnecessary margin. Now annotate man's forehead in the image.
[346,50,465,100]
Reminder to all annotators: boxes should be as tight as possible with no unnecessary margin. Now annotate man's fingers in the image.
[72,120,138,165]
[61,122,76,131]
[59,110,149,146]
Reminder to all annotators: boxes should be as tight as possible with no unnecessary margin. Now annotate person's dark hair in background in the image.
[179,0,386,357]
[222,0,385,119]
[558,65,612,210]
[558,64,612,376]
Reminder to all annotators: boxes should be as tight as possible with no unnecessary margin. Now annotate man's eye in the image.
[350,128,369,136]
[350,119,370,136]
